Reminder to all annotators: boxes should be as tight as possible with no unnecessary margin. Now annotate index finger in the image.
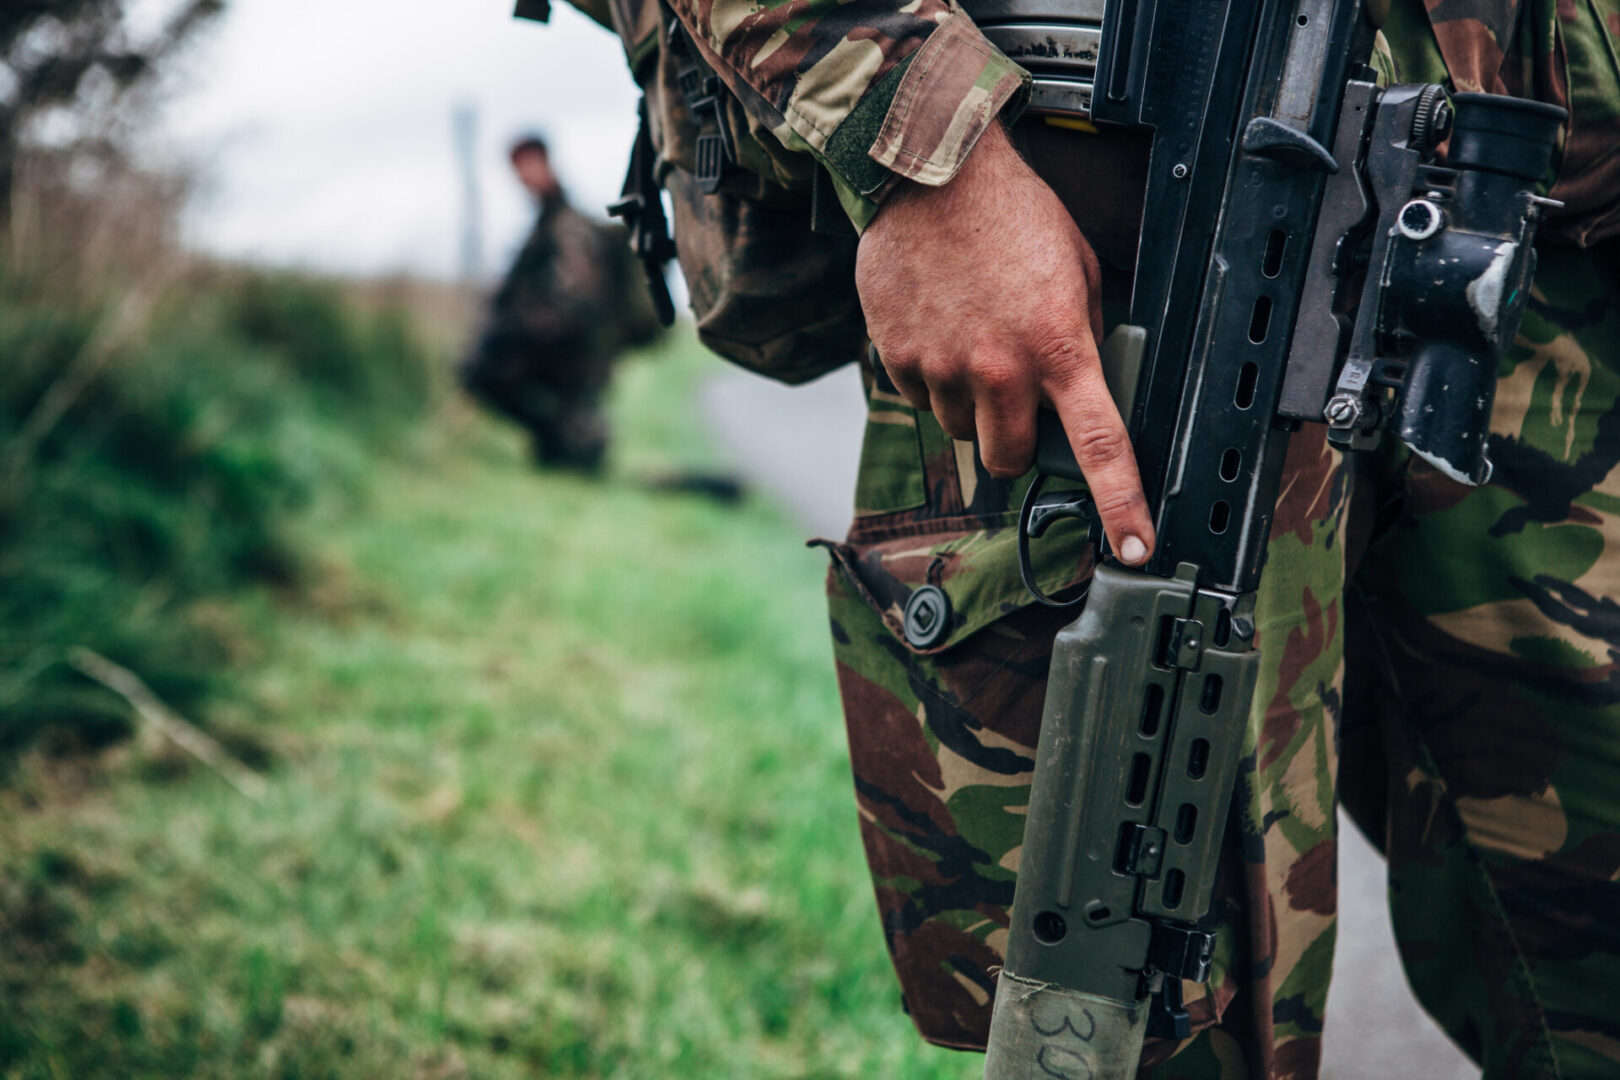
[1043,345,1155,566]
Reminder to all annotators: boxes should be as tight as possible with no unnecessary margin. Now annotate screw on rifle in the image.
[1325,394,1361,426]
[1172,163,1190,180]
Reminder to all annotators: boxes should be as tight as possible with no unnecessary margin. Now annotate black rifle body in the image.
[975,0,1564,1076]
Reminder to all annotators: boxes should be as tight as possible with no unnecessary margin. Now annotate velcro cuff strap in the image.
[868,13,1030,187]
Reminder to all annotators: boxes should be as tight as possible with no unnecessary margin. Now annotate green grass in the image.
[0,262,440,752]
[0,339,981,1080]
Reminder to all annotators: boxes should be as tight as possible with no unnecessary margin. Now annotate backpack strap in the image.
[607,98,678,327]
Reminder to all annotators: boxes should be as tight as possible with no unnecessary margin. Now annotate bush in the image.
[0,257,443,756]
[216,269,437,432]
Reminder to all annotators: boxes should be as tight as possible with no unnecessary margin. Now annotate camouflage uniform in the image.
[824,227,1620,1076]
[460,195,660,469]
[559,0,1620,1073]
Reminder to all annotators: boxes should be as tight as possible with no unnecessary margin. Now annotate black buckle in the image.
[609,98,676,327]
[694,132,728,194]
[678,66,718,114]
[674,32,734,194]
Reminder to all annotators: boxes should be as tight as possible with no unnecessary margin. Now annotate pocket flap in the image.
[816,517,1093,655]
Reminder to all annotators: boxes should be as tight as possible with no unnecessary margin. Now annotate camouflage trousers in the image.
[821,240,1620,1078]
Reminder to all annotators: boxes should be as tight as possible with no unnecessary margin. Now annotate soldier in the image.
[546,0,1620,1075]
[459,134,661,471]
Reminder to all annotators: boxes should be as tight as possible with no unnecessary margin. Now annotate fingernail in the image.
[1120,536,1147,565]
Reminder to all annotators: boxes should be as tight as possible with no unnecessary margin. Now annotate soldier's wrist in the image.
[821,12,1031,233]
[863,120,1020,237]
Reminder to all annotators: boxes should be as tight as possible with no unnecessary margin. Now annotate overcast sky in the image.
[156,0,640,279]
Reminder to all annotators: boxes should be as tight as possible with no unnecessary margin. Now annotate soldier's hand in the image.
[855,123,1155,566]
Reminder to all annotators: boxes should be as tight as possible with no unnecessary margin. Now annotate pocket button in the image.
[903,586,953,649]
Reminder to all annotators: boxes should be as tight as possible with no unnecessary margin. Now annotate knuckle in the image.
[1080,246,1102,288]
[876,346,921,378]
[1032,331,1093,384]
[1030,317,1081,353]
[932,397,975,438]
[981,445,1033,478]
[973,357,1024,398]
[1072,423,1132,470]
[917,354,965,390]
[1090,486,1148,521]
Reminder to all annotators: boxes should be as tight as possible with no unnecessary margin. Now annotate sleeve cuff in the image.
[816,12,1029,231]
[869,14,1030,185]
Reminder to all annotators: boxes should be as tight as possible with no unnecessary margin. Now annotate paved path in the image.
[702,364,1479,1080]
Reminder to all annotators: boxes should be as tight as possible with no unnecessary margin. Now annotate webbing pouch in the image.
[620,0,867,384]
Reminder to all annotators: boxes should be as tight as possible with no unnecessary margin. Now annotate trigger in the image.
[1018,474,1100,609]
[1026,490,1095,539]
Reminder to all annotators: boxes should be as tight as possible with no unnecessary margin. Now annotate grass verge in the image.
[0,261,440,752]
[1,338,980,1080]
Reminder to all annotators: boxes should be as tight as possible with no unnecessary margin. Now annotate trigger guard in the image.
[1018,474,1097,609]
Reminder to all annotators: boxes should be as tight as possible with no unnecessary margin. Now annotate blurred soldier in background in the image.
[459,134,662,471]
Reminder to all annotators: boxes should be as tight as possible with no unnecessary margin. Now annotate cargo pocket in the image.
[817,515,1093,1049]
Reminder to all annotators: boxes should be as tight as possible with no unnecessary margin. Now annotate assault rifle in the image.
[957,0,1567,1076]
